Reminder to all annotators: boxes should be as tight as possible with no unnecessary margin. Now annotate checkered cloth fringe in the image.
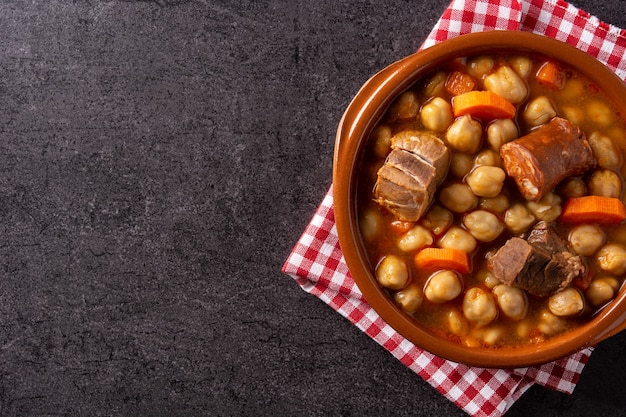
[283,1,626,416]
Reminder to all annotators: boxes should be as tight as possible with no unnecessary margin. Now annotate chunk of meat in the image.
[391,131,450,184]
[386,149,437,194]
[487,222,585,297]
[374,164,432,221]
[374,131,450,221]
[487,237,552,295]
[500,117,595,201]
[526,220,569,252]
[527,221,586,294]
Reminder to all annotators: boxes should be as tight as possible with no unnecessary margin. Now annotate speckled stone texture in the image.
[0,1,624,416]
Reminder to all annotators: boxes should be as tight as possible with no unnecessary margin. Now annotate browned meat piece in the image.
[487,222,586,297]
[487,237,552,295]
[527,221,585,294]
[374,164,431,221]
[527,220,569,252]
[391,131,450,184]
[500,117,595,201]
[386,149,437,194]
[374,131,450,221]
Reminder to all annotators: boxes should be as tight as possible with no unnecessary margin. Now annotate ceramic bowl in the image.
[333,31,626,368]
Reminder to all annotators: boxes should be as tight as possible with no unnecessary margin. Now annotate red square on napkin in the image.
[283,1,626,416]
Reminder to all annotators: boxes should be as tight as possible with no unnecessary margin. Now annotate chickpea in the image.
[560,78,585,100]
[394,284,424,313]
[526,192,562,222]
[370,125,392,159]
[516,319,532,339]
[398,225,434,252]
[484,65,528,104]
[421,97,453,132]
[548,287,585,317]
[439,183,478,213]
[568,224,606,256]
[376,255,409,290]
[360,208,383,242]
[509,55,533,78]
[423,71,447,98]
[487,119,518,151]
[476,269,501,289]
[607,126,626,147]
[424,270,463,303]
[421,205,453,236]
[473,326,504,346]
[558,178,587,198]
[446,115,482,153]
[438,226,477,253]
[587,99,614,127]
[479,194,510,213]
[586,277,620,307]
[493,284,528,321]
[387,91,419,122]
[463,210,504,242]
[450,153,474,178]
[538,309,566,336]
[467,55,494,79]
[523,96,557,127]
[463,287,498,326]
[561,105,585,126]
[504,203,536,234]
[588,132,622,169]
[465,166,506,198]
[588,169,622,198]
[597,243,626,275]
[474,149,502,167]
[446,308,470,336]
[606,277,620,291]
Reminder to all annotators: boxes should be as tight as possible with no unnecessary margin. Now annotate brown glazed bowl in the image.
[333,31,626,368]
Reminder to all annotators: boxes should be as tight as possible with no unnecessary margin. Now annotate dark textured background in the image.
[0,1,624,416]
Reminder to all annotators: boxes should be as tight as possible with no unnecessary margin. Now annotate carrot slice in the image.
[452,90,516,120]
[414,247,470,274]
[536,61,565,90]
[560,196,626,223]
[445,71,476,96]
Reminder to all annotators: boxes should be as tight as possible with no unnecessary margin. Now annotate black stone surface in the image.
[0,1,624,416]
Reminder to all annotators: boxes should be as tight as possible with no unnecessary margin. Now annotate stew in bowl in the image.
[334,31,626,367]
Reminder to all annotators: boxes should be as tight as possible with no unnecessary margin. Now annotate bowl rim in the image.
[333,30,626,368]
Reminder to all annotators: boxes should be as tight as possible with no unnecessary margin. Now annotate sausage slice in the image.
[500,117,595,200]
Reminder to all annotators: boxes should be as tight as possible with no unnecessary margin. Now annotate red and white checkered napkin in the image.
[283,1,626,416]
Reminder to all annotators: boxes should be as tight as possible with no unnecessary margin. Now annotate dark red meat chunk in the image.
[500,117,595,201]
[487,222,585,297]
